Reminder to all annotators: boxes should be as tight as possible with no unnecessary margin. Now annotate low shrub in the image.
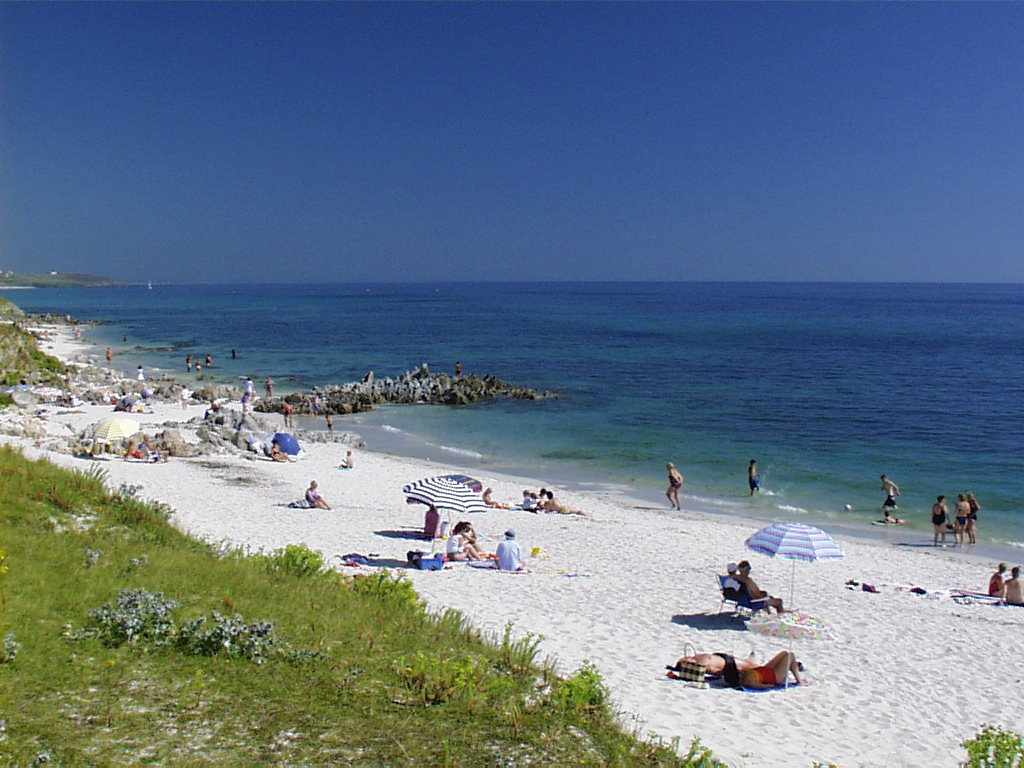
[393,651,491,706]
[962,725,1024,768]
[350,570,422,611]
[263,543,324,578]
[88,588,179,646]
[548,660,610,716]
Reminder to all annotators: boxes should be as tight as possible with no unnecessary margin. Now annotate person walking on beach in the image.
[954,494,971,547]
[244,377,254,400]
[325,414,333,433]
[966,492,980,545]
[748,459,760,496]
[880,475,901,508]
[137,366,145,382]
[265,377,274,398]
[282,402,295,429]
[666,463,683,510]
[931,495,949,546]
[185,354,192,372]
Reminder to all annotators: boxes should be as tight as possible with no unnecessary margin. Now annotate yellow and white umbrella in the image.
[93,417,141,442]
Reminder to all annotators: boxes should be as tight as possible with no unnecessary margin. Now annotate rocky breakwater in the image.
[256,364,556,416]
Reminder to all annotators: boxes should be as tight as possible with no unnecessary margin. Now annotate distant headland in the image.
[0,270,123,288]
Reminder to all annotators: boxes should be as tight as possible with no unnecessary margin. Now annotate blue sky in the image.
[1,3,1022,283]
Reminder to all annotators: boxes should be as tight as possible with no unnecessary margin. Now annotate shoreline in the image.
[5,319,1024,766]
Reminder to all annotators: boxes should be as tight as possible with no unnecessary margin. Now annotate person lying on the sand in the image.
[737,650,804,689]
[539,490,587,517]
[446,521,496,562]
[734,560,787,613]
[269,440,289,462]
[305,480,331,510]
[669,650,758,685]
[482,488,509,509]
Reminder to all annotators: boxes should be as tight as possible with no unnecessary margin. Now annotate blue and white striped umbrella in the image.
[745,522,844,562]
[402,477,488,515]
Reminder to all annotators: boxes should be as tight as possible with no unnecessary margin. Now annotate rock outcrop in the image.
[255,364,555,416]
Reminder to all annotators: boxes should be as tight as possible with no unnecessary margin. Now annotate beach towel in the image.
[740,680,804,693]
[287,499,313,509]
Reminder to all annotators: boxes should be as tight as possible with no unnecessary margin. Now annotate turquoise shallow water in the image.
[9,282,1024,549]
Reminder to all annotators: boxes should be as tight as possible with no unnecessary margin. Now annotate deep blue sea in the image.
[9,282,1024,550]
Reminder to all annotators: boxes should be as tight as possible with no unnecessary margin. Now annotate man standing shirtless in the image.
[880,475,901,508]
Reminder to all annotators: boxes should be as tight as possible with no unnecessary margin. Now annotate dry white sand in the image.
[5,325,1023,767]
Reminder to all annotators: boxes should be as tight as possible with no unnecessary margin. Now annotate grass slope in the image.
[0,446,721,766]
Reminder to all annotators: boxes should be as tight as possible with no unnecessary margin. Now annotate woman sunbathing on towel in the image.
[482,488,509,509]
[670,651,758,685]
[305,481,331,510]
[738,650,804,689]
[539,490,587,517]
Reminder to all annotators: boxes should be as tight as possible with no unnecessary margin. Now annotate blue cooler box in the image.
[416,553,445,571]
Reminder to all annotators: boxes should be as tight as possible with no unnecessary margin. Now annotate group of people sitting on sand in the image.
[124,435,168,462]
[445,521,526,571]
[989,562,1023,605]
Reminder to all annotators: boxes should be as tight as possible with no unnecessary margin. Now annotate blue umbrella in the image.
[271,432,301,455]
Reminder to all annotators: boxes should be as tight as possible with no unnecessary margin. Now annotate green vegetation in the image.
[0,445,721,765]
[962,726,1024,768]
[0,271,122,288]
[0,321,66,387]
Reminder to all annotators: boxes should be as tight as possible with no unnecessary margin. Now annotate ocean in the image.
[9,282,1024,551]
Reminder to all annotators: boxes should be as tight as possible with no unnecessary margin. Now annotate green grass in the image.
[0,322,66,387]
[0,445,721,766]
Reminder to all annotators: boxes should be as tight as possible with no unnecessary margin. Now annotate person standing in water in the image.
[880,475,901,508]
[954,494,971,547]
[931,495,949,546]
[185,354,192,372]
[748,459,760,496]
[965,492,980,545]
[666,463,683,510]
[105,347,113,363]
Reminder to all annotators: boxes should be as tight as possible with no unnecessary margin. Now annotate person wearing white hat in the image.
[496,529,526,572]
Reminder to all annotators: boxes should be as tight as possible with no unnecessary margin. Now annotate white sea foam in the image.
[775,503,811,515]
[428,443,484,460]
[1005,540,1024,550]
[381,425,403,433]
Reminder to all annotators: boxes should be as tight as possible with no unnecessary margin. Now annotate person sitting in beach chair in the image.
[734,560,787,613]
[718,565,770,617]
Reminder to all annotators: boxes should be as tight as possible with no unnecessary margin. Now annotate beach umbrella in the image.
[439,473,484,493]
[271,432,301,455]
[748,611,836,642]
[93,417,141,442]
[744,521,844,608]
[402,477,488,515]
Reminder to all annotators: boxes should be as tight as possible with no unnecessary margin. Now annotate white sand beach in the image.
[4,324,1023,768]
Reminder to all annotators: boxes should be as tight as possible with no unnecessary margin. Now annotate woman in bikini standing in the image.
[666,463,683,510]
[954,494,971,547]
[965,492,980,545]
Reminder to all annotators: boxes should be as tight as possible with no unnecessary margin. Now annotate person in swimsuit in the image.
[666,463,683,510]
[106,347,113,363]
[669,651,758,685]
[734,561,787,613]
[748,459,760,496]
[965,492,980,545]
[305,480,331,510]
[269,440,289,462]
[739,650,804,689]
[989,563,1007,597]
[880,475,901,508]
[931,495,949,546]
[954,494,971,547]
[1003,567,1024,606]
